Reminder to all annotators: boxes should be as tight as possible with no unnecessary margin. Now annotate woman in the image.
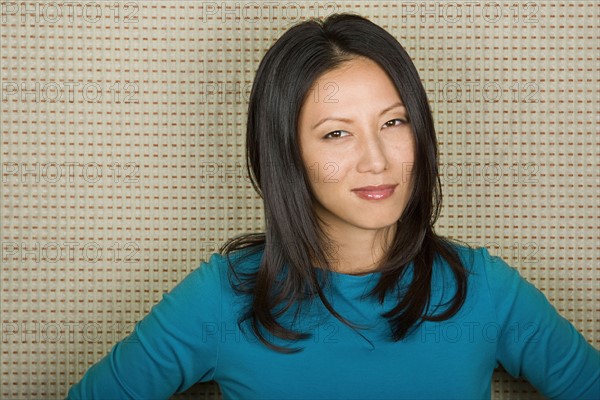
[67,13,599,399]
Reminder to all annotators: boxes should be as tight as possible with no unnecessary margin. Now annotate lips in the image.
[351,184,398,200]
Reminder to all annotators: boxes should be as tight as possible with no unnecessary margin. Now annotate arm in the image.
[66,253,223,399]
[480,247,600,399]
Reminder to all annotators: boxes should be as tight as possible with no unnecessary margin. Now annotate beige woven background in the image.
[1,1,598,399]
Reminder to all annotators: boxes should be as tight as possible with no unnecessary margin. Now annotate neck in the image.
[322,221,396,276]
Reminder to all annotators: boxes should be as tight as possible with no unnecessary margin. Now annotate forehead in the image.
[299,57,402,120]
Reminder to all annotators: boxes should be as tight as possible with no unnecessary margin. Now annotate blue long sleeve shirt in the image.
[66,245,600,399]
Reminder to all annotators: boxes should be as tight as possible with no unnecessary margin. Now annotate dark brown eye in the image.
[384,119,407,128]
[323,130,349,139]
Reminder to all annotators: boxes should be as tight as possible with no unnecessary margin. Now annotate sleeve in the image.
[65,253,223,400]
[479,247,600,400]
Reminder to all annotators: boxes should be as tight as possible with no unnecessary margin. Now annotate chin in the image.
[353,216,400,231]
[359,208,403,225]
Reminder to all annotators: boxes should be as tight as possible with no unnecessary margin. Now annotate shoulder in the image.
[430,241,530,321]
[434,241,525,300]
[193,246,263,293]
[442,242,536,309]
[197,246,263,273]
[167,248,263,310]
[440,241,515,277]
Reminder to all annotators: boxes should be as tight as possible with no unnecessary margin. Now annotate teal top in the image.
[66,245,600,399]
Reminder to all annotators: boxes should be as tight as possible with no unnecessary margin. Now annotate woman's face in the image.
[297,57,415,236]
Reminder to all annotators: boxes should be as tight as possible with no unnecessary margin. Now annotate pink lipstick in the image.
[351,184,397,200]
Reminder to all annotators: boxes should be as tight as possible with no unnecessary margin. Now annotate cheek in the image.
[302,150,329,195]
[380,142,415,189]
[310,151,353,188]
[390,138,415,165]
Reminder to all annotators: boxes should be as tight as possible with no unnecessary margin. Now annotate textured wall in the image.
[1,1,598,399]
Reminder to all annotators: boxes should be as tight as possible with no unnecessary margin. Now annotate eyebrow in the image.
[310,101,405,130]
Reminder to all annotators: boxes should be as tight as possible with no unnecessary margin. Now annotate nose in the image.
[356,132,388,173]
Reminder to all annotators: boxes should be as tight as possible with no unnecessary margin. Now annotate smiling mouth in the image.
[351,184,398,200]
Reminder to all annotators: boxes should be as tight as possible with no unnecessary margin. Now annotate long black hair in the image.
[219,12,471,354]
